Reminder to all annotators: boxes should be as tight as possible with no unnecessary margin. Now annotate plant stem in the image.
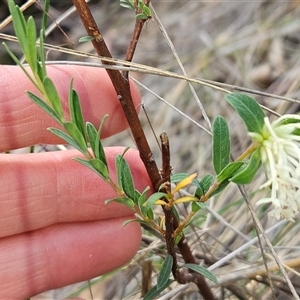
[73,1,215,298]
[72,0,161,189]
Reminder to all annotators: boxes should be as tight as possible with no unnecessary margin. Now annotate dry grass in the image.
[1,0,300,299]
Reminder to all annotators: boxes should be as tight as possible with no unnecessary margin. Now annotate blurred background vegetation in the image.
[1,0,300,299]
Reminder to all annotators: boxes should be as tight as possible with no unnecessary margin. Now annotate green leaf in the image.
[138,1,152,17]
[26,17,37,72]
[171,173,189,183]
[105,197,135,208]
[143,192,168,213]
[63,122,88,155]
[27,92,62,125]
[137,186,150,215]
[230,148,261,184]
[41,0,50,31]
[79,35,95,43]
[8,1,27,52]
[69,84,85,138]
[193,175,214,198]
[43,77,63,118]
[116,153,135,201]
[143,279,173,300]
[211,179,230,197]
[157,254,173,290]
[278,117,300,136]
[48,127,83,154]
[171,207,180,223]
[123,218,150,227]
[86,122,106,167]
[191,201,206,213]
[3,43,38,90]
[120,0,135,10]
[147,207,154,220]
[217,161,245,183]
[136,13,148,20]
[88,158,109,179]
[73,157,109,180]
[182,263,218,284]
[226,93,265,134]
[212,116,230,174]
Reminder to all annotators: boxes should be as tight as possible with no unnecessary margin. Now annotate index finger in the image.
[0,65,141,151]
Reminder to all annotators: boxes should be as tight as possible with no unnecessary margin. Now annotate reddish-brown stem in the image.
[72,0,161,189]
[73,1,215,299]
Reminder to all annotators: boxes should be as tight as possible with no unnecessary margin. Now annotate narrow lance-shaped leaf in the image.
[120,0,135,10]
[69,83,86,138]
[73,157,109,181]
[171,173,189,183]
[157,254,173,290]
[191,201,206,213]
[63,122,88,155]
[212,116,230,174]
[182,263,218,284]
[143,279,173,300]
[105,197,135,208]
[143,192,168,214]
[79,36,95,43]
[116,152,135,201]
[226,93,265,134]
[88,158,109,179]
[41,0,50,31]
[216,161,245,183]
[48,127,83,154]
[193,175,214,198]
[230,148,261,184]
[38,28,46,79]
[7,1,27,53]
[43,77,63,119]
[27,92,62,125]
[96,115,109,165]
[26,17,37,72]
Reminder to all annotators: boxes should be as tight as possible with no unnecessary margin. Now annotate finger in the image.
[0,65,141,151]
[0,147,152,238]
[0,217,141,299]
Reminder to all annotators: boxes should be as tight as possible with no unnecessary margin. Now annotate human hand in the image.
[0,65,152,299]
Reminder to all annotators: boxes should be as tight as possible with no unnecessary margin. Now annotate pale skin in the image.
[0,65,152,299]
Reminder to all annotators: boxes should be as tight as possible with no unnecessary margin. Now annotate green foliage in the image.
[216,161,245,183]
[225,93,265,134]
[69,83,86,138]
[191,201,206,213]
[212,116,230,174]
[143,192,168,213]
[43,76,64,118]
[143,280,173,300]
[157,255,173,289]
[27,92,62,125]
[194,175,214,198]
[116,150,136,200]
[120,0,152,20]
[105,197,135,208]
[182,264,218,284]
[73,157,109,180]
[136,1,152,20]
[230,148,261,184]
[120,0,135,10]
[79,35,96,43]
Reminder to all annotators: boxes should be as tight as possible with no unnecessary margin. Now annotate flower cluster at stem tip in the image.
[250,114,300,221]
